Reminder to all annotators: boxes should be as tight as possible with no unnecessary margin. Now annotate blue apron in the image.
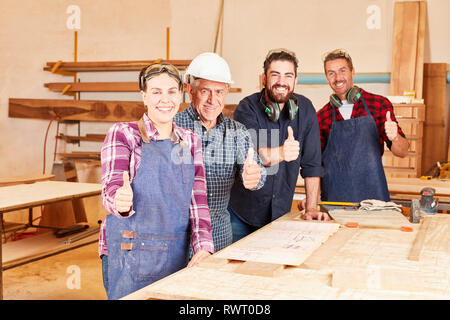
[321,97,390,203]
[105,136,194,300]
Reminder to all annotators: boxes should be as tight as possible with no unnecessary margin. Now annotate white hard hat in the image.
[185,52,234,84]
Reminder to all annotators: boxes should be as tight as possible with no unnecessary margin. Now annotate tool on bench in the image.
[59,220,102,244]
[54,223,89,238]
[420,187,438,215]
[420,161,450,180]
[410,199,421,223]
[319,201,360,213]
[61,226,100,244]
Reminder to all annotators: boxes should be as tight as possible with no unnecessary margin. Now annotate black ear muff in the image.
[329,94,342,109]
[329,86,362,108]
[288,99,299,120]
[264,102,280,122]
[346,86,362,104]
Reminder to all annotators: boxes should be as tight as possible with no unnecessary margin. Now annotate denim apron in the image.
[105,135,194,300]
[321,97,390,203]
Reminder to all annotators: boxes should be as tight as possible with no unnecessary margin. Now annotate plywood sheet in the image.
[215,220,339,266]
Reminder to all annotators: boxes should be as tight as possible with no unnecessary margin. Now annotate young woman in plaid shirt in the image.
[99,63,214,299]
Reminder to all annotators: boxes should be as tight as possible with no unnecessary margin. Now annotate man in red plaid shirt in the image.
[316,49,409,203]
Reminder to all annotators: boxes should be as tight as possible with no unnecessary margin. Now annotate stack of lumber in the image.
[383,1,427,178]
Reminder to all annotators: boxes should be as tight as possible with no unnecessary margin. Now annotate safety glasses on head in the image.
[265,48,297,60]
[139,63,182,90]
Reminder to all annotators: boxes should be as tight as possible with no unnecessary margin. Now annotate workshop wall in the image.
[0,0,449,223]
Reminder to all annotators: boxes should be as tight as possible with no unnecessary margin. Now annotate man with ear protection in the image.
[315,49,409,204]
[228,48,326,243]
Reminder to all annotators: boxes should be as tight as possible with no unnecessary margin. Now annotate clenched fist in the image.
[281,126,300,162]
[114,171,133,213]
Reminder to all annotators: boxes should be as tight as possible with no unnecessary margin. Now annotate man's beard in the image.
[266,85,294,104]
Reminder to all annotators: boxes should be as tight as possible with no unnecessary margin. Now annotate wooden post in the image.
[422,63,447,175]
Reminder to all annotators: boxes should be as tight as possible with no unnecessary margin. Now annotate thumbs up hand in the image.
[385,111,399,142]
[242,148,261,190]
[114,171,133,213]
[282,126,300,162]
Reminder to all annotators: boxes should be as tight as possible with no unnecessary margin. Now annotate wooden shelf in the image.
[44,59,192,72]
[9,98,238,122]
[58,152,100,161]
[44,81,242,93]
[57,134,106,143]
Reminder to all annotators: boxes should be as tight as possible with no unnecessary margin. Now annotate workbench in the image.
[295,177,450,210]
[122,211,450,300]
[0,180,102,299]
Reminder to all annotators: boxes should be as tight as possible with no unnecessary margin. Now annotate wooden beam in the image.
[44,59,192,72]
[408,215,432,261]
[44,81,242,93]
[9,98,238,121]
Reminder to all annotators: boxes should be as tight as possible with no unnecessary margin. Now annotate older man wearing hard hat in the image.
[174,52,266,251]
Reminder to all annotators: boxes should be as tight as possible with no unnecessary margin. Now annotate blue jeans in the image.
[101,255,108,294]
[228,206,259,243]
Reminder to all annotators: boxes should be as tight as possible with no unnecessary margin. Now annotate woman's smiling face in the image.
[141,72,182,126]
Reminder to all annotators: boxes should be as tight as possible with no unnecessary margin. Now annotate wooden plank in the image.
[235,261,285,277]
[44,82,242,93]
[58,134,106,143]
[408,215,432,261]
[414,1,427,99]
[0,174,54,187]
[422,63,448,175]
[9,98,146,122]
[327,209,413,230]
[390,1,420,96]
[197,256,230,270]
[9,98,238,122]
[301,227,356,270]
[44,59,192,72]
[58,152,101,160]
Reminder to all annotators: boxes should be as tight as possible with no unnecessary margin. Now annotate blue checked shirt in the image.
[174,105,266,251]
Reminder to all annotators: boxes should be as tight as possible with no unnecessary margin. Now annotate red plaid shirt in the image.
[316,89,405,155]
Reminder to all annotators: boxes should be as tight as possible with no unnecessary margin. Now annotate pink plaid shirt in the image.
[98,113,214,256]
